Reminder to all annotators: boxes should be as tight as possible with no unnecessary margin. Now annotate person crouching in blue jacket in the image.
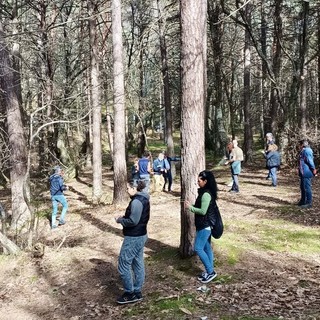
[298,140,317,208]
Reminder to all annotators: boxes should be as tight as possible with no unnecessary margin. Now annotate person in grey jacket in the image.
[115,180,150,304]
[263,144,281,187]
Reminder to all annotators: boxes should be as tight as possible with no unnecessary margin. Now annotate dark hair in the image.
[137,180,146,192]
[128,180,146,192]
[198,170,218,200]
[299,139,309,147]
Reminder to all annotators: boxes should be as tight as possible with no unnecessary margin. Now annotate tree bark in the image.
[112,0,128,204]
[0,23,31,229]
[243,3,253,163]
[180,0,207,258]
[88,0,103,203]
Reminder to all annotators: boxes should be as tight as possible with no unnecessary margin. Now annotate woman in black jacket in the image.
[185,170,218,284]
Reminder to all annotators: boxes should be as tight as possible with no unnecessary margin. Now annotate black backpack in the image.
[208,202,224,239]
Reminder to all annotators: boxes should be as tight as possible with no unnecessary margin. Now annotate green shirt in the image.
[189,192,212,216]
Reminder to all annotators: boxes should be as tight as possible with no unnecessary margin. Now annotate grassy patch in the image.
[219,219,320,255]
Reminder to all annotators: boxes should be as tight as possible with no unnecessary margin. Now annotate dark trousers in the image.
[163,170,173,191]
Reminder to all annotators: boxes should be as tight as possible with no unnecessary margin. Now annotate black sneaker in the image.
[117,292,139,305]
[201,271,217,284]
[134,291,143,301]
[197,272,206,281]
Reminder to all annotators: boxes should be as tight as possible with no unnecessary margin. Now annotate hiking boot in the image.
[200,271,217,284]
[58,220,66,226]
[116,292,139,305]
[134,291,143,301]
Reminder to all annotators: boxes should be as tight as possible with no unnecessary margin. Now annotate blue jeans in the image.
[231,174,239,192]
[51,194,68,226]
[300,177,312,205]
[194,228,214,274]
[270,167,277,186]
[118,234,148,293]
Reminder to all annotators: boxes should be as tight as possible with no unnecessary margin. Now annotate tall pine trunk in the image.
[180,0,207,257]
[112,0,128,204]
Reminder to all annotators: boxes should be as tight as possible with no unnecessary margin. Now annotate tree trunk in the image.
[112,0,128,204]
[88,0,103,203]
[243,4,253,163]
[0,23,31,229]
[299,0,309,135]
[180,0,207,258]
[157,0,174,156]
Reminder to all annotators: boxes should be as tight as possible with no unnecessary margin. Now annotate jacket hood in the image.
[136,191,150,200]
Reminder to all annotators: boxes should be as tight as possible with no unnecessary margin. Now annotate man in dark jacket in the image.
[298,140,317,208]
[49,166,68,229]
[115,180,150,304]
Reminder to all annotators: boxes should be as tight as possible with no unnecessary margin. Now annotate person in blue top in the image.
[138,151,151,193]
[298,140,317,208]
[163,151,180,192]
[49,166,68,229]
[263,144,281,187]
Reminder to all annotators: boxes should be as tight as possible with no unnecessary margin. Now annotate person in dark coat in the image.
[115,180,150,304]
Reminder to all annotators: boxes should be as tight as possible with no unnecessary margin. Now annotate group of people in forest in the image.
[48,133,318,305]
[131,151,181,194]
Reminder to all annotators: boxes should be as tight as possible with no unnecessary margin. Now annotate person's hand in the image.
[313,169,317,176]
[224,161,229,166]
[115,216,122,223]
[184,200,191,209]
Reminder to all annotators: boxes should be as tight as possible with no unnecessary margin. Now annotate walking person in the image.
[297,140,317,208]
[263,144,281,187]
[185,170,218,284]
[138,151,152,193]
[49,166,68,229]
[115,180,150,304]
[225,140,244,193]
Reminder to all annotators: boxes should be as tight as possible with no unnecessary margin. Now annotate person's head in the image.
[127,180,146,196]
[232,140,238,148]
[158,153,164,160]
[266,133,273,141]
[198,170,218,200]
[226,142,233,151]
[299,139,309,149]
[143,151,150,158]
[268,144,278,152]
[54,166,62,175]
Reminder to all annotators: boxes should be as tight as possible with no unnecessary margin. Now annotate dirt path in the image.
[0,165,319,320]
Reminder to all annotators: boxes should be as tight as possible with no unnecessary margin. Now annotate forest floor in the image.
[0,160,320,320]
